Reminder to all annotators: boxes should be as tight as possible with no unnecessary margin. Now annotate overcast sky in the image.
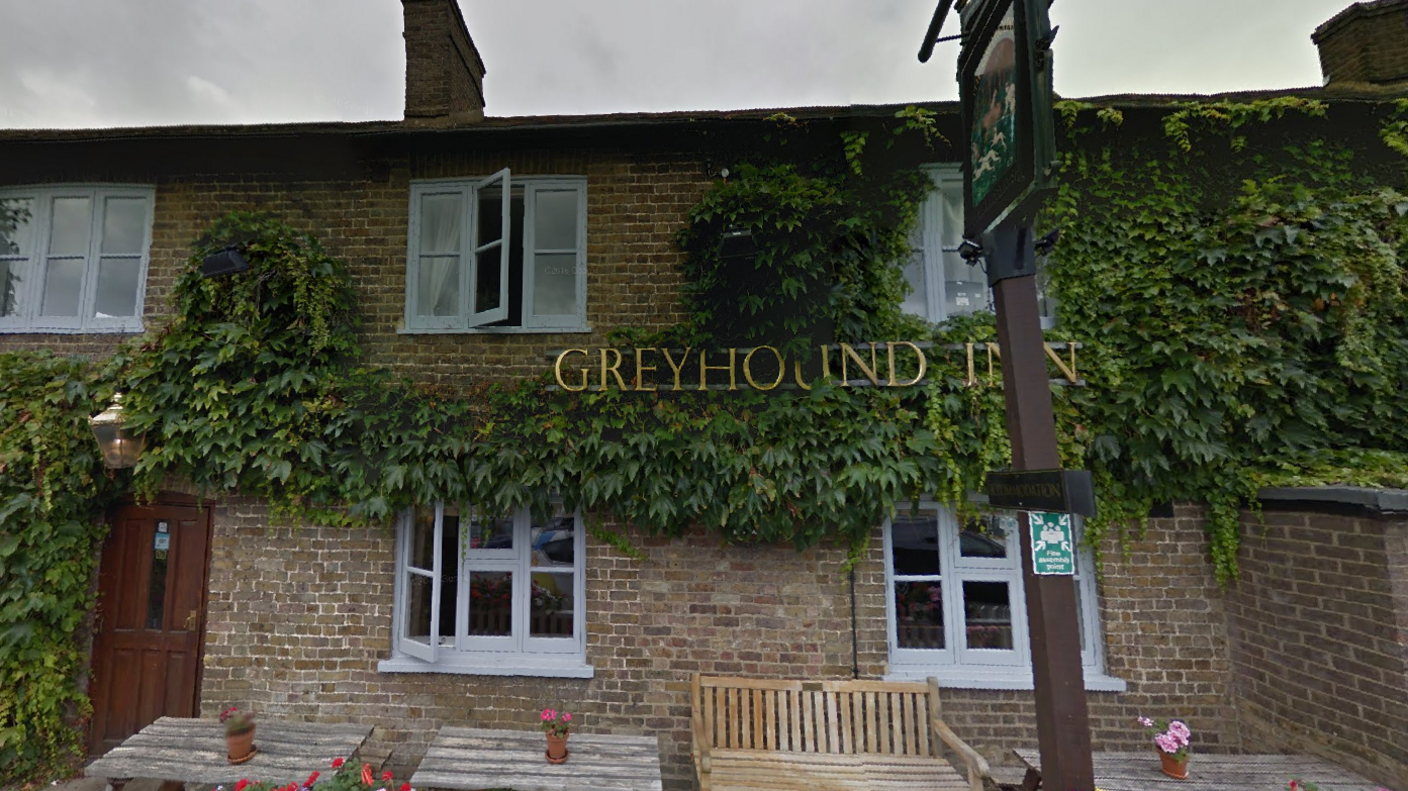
[0,0,1354,129]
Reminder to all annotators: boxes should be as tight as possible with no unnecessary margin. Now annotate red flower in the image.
[381,771,393,782]
[235,780,249,791]
[399,784,411,791]
[332,758,345,769]
[361,764,374,787]
[305,772,320,786]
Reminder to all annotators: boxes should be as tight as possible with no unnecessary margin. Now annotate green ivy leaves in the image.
[0,353,114,784]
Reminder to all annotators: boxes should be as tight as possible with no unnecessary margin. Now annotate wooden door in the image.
[88,503,212,756]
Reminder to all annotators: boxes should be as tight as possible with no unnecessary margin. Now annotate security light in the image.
[200,246,249,278]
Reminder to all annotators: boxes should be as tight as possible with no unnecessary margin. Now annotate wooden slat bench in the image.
[691,675,991,791]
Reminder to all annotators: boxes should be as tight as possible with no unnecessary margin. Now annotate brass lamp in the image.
[89,393,146,469]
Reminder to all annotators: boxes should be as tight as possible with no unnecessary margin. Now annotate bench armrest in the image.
[691,674,711,774]
[930,713,991,791]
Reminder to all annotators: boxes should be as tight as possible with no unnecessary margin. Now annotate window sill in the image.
[0,324,145,335]
[885,666,1127,693]
[397,325,592,335]
[377,655,595,678]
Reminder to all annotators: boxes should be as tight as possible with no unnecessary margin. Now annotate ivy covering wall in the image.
[3,99,1408,783]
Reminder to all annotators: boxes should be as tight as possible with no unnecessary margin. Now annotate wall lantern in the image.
[718,227,758,262]
[89,393,146,469]
[200,246,249,278]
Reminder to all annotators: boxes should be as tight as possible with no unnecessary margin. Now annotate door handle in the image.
[185,609,200,630]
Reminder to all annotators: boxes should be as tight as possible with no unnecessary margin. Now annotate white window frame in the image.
[404,173,589,334]
[0,185,153,334]
[905,165,1056,329]
[882,501,1124,691]
[380,503,592,678]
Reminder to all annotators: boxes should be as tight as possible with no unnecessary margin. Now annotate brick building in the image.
[1,1,1406,790]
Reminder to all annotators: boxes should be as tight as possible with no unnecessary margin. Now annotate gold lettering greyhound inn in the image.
[551,341,1081,392]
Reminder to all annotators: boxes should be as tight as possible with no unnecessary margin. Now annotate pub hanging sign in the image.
[959,0,1058,237]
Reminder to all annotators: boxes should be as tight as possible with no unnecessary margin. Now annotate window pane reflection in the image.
[895,580,944,649]
[534,190,578,249]
[466,509,513,550]
[960,512,1011,560]
[530,571,573,638]
[409,506,436,570]
[405,573,434,646]
[890,513,940,576]
[962,580,1014,650]
[469,571,512,636]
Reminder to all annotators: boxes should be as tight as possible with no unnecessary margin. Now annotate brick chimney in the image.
[1313,0,1408,86]
[402,0,486,123]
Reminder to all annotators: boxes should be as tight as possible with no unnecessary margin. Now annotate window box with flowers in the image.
[379,501,591,678]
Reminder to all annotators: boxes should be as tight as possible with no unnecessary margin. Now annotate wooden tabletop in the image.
[85,717,373,785]
[410,727,662,791]
[1014,749,1388,791]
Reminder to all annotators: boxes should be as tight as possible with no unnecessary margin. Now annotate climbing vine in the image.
[5,99,1408,784]
[0,354,117,783]
[1044,98,1408,580]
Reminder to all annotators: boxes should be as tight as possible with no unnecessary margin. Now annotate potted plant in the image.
[221,705,257,764]
[1138,716,1190,779]
[540,707,573,763]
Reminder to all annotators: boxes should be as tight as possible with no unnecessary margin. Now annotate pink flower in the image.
[1137,716,1153,728]
[1155,733,1180,754]
[1168,720,1190,743]
[562,713,571,722]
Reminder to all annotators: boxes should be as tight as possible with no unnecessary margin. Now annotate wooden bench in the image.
[691,675,991,791]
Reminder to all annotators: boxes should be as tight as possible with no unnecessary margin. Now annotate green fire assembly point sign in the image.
[1029,512,1075,575]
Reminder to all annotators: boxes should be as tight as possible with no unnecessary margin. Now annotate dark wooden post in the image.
[990,223,1095,791]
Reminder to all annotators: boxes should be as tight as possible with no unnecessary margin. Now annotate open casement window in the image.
[388,501,586,675]
[884,503,1114,689]
[406,173,588,332]
[398,505,444,663]
[469,169,510,327]
[0,186,153,334]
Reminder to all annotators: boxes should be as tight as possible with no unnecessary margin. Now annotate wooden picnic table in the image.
[1014,748,1388,791]
[410,727,662,791]
[86,717,373,791]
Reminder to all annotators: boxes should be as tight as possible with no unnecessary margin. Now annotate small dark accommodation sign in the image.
[983,468,1096,517]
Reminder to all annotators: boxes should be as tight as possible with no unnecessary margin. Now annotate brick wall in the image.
[199,502,876,790]
[1,147,704,387]
[933,505,1243,764]
[197,499,1249,789]
[1226,510,1408,791]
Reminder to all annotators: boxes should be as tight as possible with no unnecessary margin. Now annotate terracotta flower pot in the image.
[545,733,569,764]
[227,726,256,763]
[1159,750,1188,780]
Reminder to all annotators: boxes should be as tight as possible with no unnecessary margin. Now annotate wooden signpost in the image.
[921,1,1098,789]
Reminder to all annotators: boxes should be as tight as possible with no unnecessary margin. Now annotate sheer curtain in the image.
[418,193,463,318]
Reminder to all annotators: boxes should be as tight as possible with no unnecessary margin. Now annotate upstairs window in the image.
[0,186,154,333]
[903,166,1055,327]
[406,172,587,332]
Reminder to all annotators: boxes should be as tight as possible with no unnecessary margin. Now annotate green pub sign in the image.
[1029,512,1075,576]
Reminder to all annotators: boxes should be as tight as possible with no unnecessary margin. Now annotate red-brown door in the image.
[88,503,212,756]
